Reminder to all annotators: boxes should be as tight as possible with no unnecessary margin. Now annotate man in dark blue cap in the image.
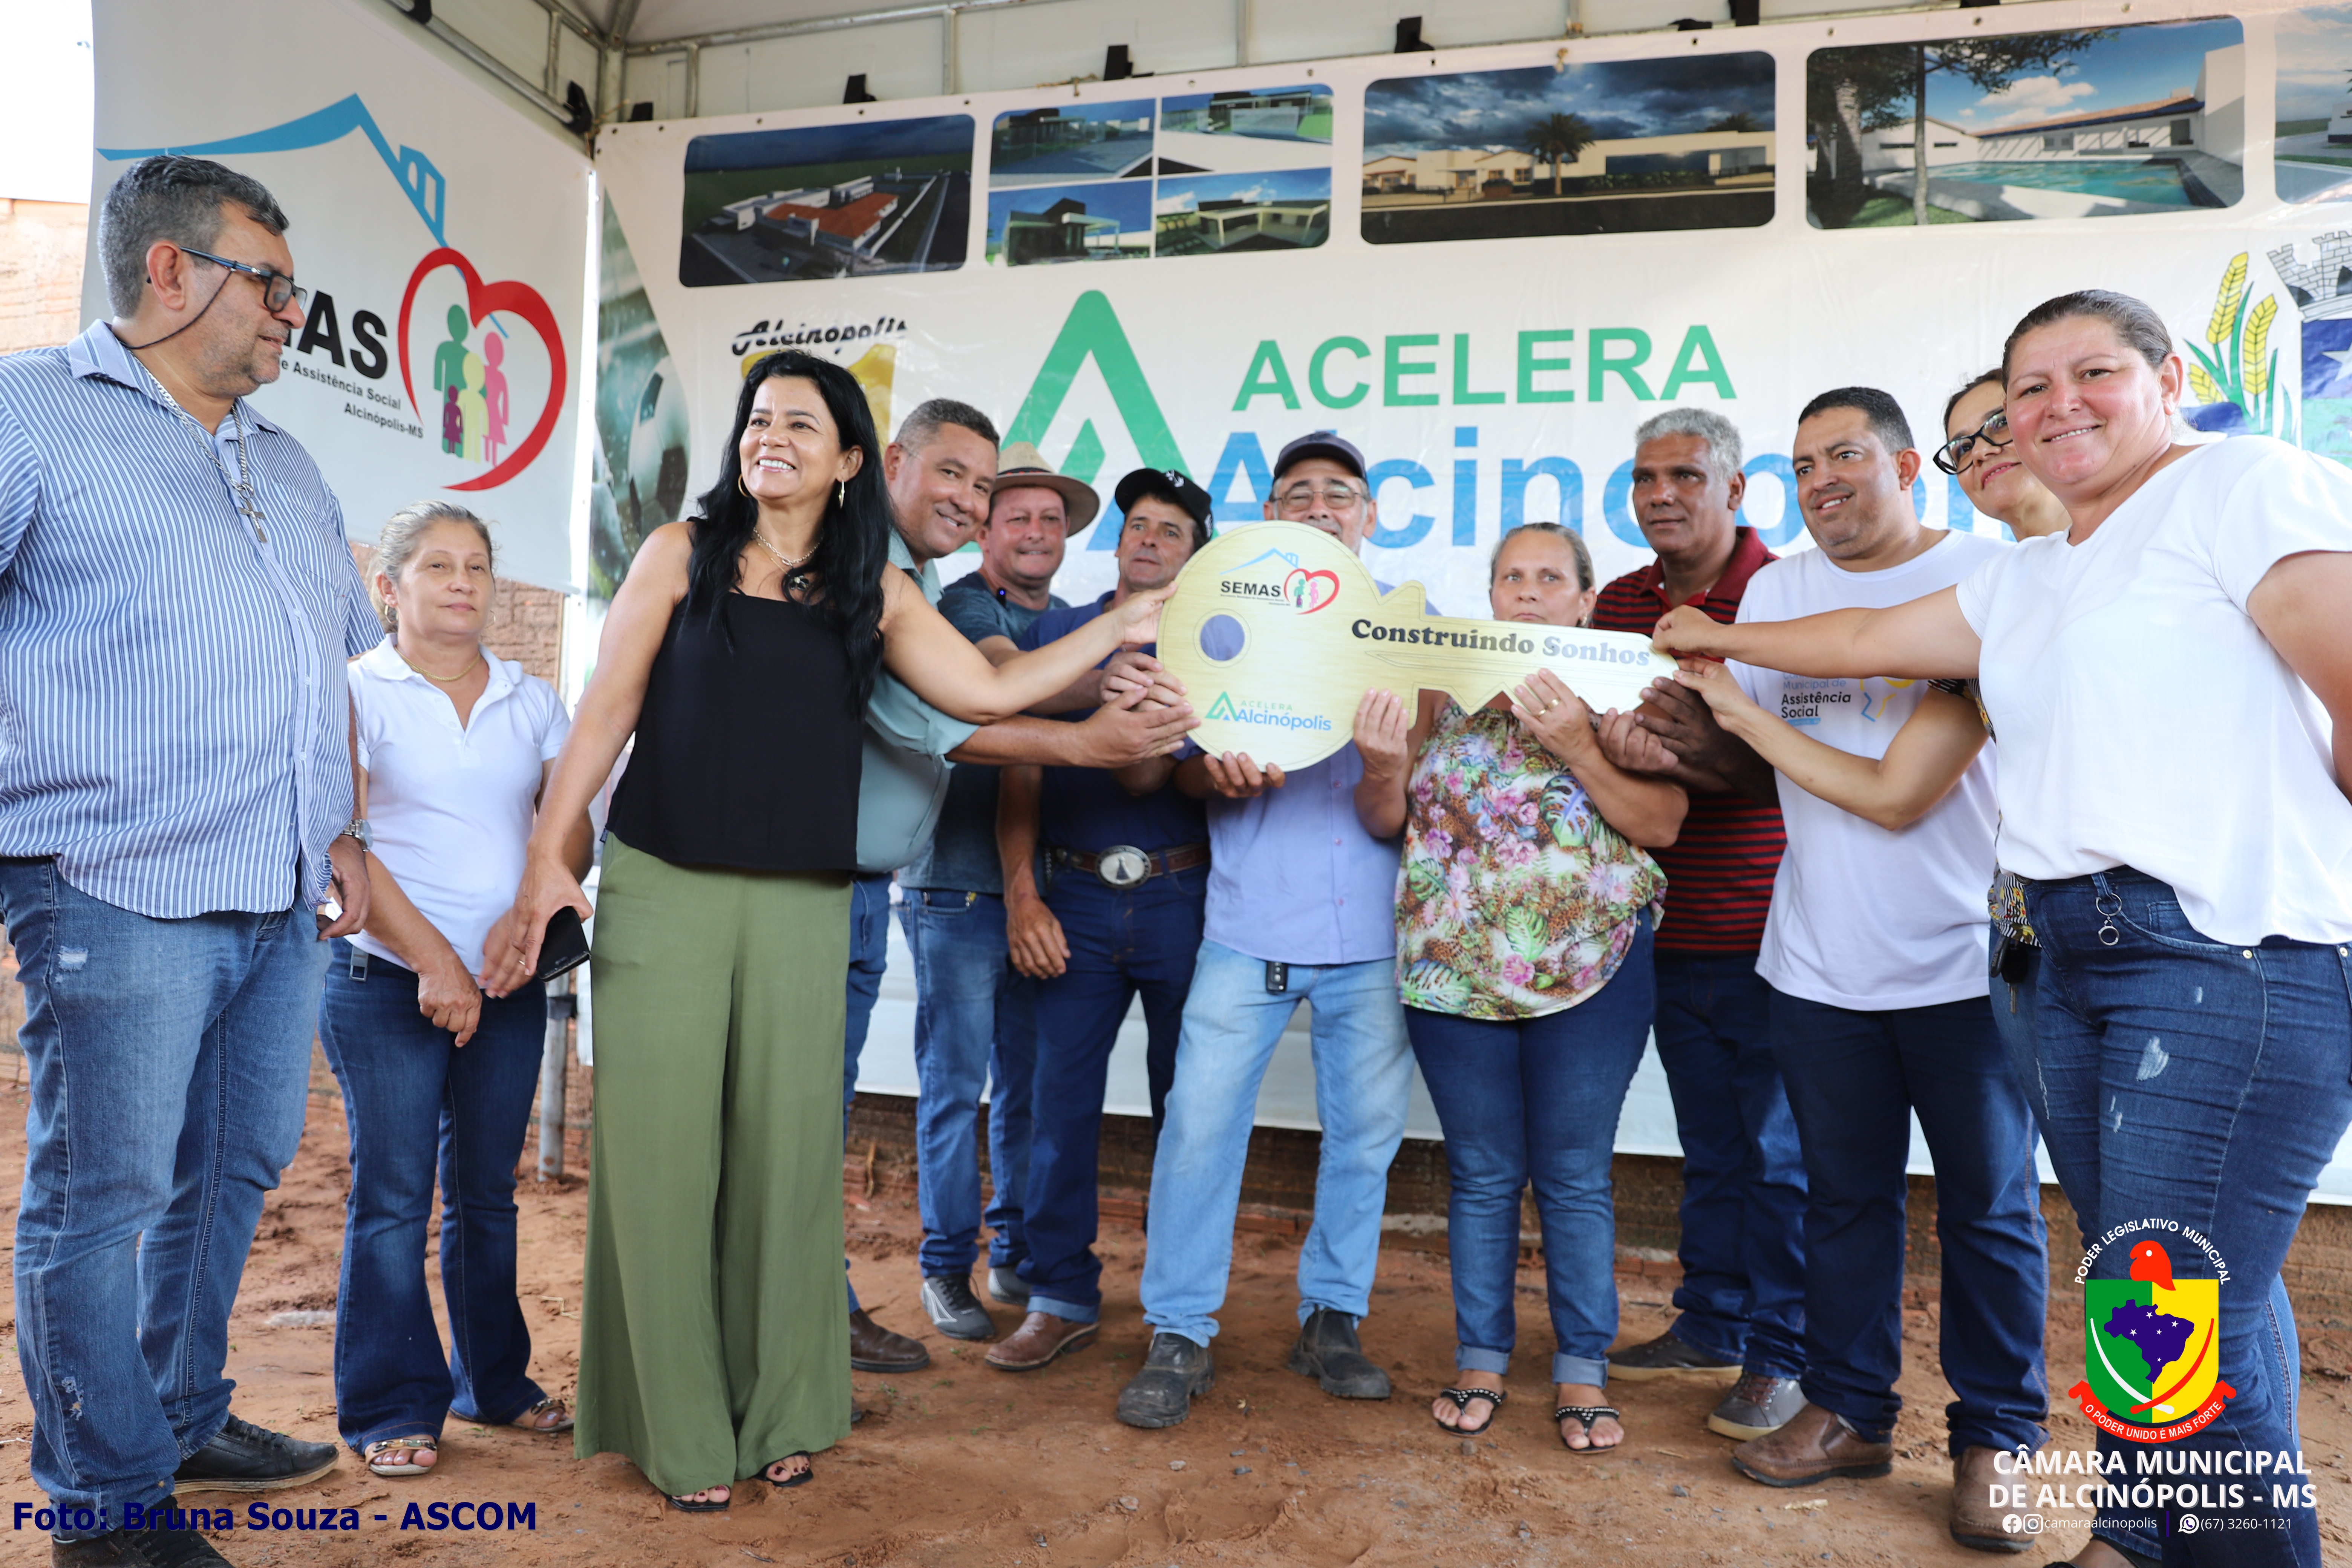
[985,467,1215,1372]
[1115,432,1429,1427]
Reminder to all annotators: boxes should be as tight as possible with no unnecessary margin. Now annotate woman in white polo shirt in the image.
[1658,292,2352,1568]
[317,502,592,1480]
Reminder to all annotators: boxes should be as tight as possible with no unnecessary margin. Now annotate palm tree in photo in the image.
[1706,112,1761,133]
[1526,112,1597,196]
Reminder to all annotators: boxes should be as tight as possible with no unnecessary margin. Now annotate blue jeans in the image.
[841,871,893,1313]
[1406,917,1653,1386]
[1769,988,2048,1455]
[3,858,326,1533]
[1651,951,1807,1379]
[2027,869,2352,1567]
[1021,866,1203,1324]
[897,889,1038,1279]
[315,942,548,1453]
[1139,941,1413,1346]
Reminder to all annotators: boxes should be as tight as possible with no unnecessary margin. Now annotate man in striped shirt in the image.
[1588,409,1810,1446]
[0,157,379,1566]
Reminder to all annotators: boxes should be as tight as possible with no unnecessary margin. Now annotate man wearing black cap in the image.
[1116,432,1427,1428]
[984,467,1215,1372]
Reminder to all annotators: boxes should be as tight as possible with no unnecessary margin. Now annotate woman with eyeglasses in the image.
[1357,523,1684,1456]
[480,351,1171,1513]
[1657,292,2352,1567]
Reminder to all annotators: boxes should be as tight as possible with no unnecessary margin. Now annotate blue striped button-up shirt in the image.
[0,322,382,919]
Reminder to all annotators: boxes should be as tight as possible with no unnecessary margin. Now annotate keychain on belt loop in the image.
[2095,890,2124,947]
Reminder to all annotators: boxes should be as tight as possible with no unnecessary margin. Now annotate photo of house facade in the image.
[985,181,1153,266]
[1155,169,1332,255]
[1807,19,2244,227]
[2274,5,2352,205]
[990,101,1155,187]
[678,116,972,285]
[1361,55,1776,244]
[1158,86,1333,175]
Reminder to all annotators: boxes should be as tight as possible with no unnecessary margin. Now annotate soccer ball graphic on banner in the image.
[624,356,693,548]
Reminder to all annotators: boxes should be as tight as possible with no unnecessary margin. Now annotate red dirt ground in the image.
[4,1053,2352,1566]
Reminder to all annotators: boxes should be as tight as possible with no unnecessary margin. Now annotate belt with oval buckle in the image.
[1052,843,1210,889]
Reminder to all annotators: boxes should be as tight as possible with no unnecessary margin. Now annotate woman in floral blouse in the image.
[1358,522,1685,1455]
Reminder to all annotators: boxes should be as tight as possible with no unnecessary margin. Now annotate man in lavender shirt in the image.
[1115,432,1418,1429]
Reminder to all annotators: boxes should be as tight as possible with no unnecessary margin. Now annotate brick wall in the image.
[0,200,89,354]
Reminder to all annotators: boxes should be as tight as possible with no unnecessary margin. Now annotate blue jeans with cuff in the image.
[317,942,549,1452]
[897,888,1037,1280]
[2027,868,2352,1568]
[3,857,326,1537]
[1138,941,1413,1346]
[840,871,894,1314]
[1406,916,1654,1387]
[1768,987,2049,1458]
[1650,950,1807,1380]
[1020,865,1202,1325]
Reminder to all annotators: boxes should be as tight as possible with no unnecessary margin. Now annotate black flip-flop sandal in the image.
[764,1452,813,1490]
[1433,1387,1507,1436]
[666,1487,729,1513]
[1554,1404,1622,1454]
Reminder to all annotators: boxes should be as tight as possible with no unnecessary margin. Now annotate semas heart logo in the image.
[1283,567,1341,613]
[395,247,568,492]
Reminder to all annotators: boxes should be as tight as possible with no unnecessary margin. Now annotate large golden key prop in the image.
[1159,522,1675,772]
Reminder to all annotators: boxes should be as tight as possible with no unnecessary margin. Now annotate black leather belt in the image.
[1050,843,1210,889]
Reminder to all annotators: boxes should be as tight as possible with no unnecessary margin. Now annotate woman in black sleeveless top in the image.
[483,353,1169,1510]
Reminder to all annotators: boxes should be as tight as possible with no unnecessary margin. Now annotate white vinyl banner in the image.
[595,0,2352,1191]
[84,0,591,592]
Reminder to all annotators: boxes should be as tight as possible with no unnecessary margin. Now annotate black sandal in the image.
[1434,1387,1506,1436]
[1554,1405,1621,1454]
[665,1486,730,1513]
[764,1453,813,1490]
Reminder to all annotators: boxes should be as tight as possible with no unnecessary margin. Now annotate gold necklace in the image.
[407,648,484,684]
[753,526,816,575]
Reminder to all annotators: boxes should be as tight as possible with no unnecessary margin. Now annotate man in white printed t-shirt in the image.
[1720,388,2046,1555]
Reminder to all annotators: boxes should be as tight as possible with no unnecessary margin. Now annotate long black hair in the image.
[684,350,892,712]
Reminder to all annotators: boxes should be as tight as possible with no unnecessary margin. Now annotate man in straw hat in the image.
[896,440,1104,1343]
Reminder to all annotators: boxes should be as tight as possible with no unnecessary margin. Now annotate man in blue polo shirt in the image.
[985,468,1213,1372]
[1116,432,1423,1429]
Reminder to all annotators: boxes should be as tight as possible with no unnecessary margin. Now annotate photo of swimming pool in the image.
[1925,159,2199,207]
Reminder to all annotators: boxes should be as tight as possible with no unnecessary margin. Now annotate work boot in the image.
[1287,1307,1391,1399]
[1115,1332,1216,1429]
[1729,1401,1893,1487]
[848,1307,930,1373]
[1949,1446,2033,1553]
[1608,1328,1742,1383]
[54,1526,231,1566]
[986,1312,1099,1371]
[920,1274,997,1341]
[173,1415,337,1494]
[1706,1372,1807,1440]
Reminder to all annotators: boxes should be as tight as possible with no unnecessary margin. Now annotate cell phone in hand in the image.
[536,905,591,982]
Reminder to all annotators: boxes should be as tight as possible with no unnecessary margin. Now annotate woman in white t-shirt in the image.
[1657,292,2352,1568]
[315,503,592,1482]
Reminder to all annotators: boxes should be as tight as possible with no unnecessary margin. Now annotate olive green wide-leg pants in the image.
[574,836,852,1496]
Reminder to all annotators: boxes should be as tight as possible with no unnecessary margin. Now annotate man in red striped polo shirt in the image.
[1589,409,1809,1446]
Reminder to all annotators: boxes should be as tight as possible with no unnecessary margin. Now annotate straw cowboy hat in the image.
[991,441,1101,532]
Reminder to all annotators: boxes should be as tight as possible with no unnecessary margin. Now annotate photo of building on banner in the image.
[2275,4,2352,207]
[1805,17,2245,228]
[1360,53,1776,243]
[677,115,974,286]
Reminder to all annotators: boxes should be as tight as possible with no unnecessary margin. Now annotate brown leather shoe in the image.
[1729,1401,1893,1487]
[985,1311,1100,1371]
[1949,1445,2032,1553]
[848,1308,930,1373]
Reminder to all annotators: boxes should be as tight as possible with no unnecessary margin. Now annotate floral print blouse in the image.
[1396,699,1666,1021]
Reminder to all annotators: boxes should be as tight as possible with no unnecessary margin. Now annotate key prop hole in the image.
[1200,614,1246,664]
